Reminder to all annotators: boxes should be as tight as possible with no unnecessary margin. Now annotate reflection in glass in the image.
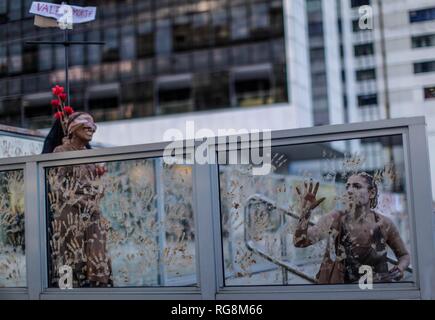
[46,159,196,287]
[219,136,413,286]
[0,170,26,287]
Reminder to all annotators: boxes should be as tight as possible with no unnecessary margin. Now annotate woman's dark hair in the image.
[358,172,378,209]
[41,116,92,154]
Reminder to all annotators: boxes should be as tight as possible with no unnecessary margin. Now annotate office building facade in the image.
[0,0,312,146]
[339,0,435,197]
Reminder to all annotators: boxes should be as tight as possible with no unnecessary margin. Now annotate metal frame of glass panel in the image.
[0,116,433,300]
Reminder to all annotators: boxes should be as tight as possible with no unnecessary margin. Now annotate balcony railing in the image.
[0,116,433,300]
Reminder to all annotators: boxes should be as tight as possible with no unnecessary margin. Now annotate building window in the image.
[121,25,136,60]
[87,30,101,65]
[412,34,435,48]
[70,33,84,66]
[352,18,372,33]
[8,0,22,21]
[354,43,374,57]
[22,44,38,73]
[352,19,359,32]
[0,45,7,76]
[137,20,154,57]
[155,19,172,55]
[231,5,249,40]
[409,7,435,23]
[38,39,52,72]
[211,9,229,46]
[424,86,435,100]
[194,72,230,111]
[192,12,210,49]
[269,0,284,35]
[8,42,22,74]
[351,0,370,8]
[89,96,120,121]
[414,60,435,74]
[306,0,322,12]
[102,28,119,62]
[358,93,378,106]
[356,68,376,81]
[309,22,324,36]
[157,75,193,115]
[0,0,7,23]
[250,2,270,38]
[232,66,272,107]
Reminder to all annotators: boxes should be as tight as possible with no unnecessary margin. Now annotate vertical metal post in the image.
[64,29,70,106]
[24,162,43,300]
[407,123,435,299]
[193,162,218,299]
[155,159,166,285]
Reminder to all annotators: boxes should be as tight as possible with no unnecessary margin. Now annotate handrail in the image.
[245,241,318,284]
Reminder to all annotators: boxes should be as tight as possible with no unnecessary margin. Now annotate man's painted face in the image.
[345,174,372,208]
[73,125,95,143]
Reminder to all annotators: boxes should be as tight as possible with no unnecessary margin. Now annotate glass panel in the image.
[46,158,196,288]
[0,169,26,287]
[0,134,43,158]
[219,135,413,286]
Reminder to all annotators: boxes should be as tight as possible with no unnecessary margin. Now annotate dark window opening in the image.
[235,77,271,107]
[158,87,193,115]
[250,2,271,40]
[414,61,435,74]
[410,7,435,23]
[356,68,376,81]
[23,101,53,129]
[412,34,435,48]
[358,93,378,106]
[89,96,120,122]
[351,0,370,8]
[173,16,192,52]
[0,98,22,127]
[354,43,374,57]
[102,29,119,63]
[424,86,435,100]
[22,44,38,74]
[194,72,230,111]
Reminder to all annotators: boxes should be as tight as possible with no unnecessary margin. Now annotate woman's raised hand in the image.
[295,180,326,214]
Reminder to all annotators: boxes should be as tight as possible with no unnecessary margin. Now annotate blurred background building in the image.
[0,0,434,196]
[0,0,312,145]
